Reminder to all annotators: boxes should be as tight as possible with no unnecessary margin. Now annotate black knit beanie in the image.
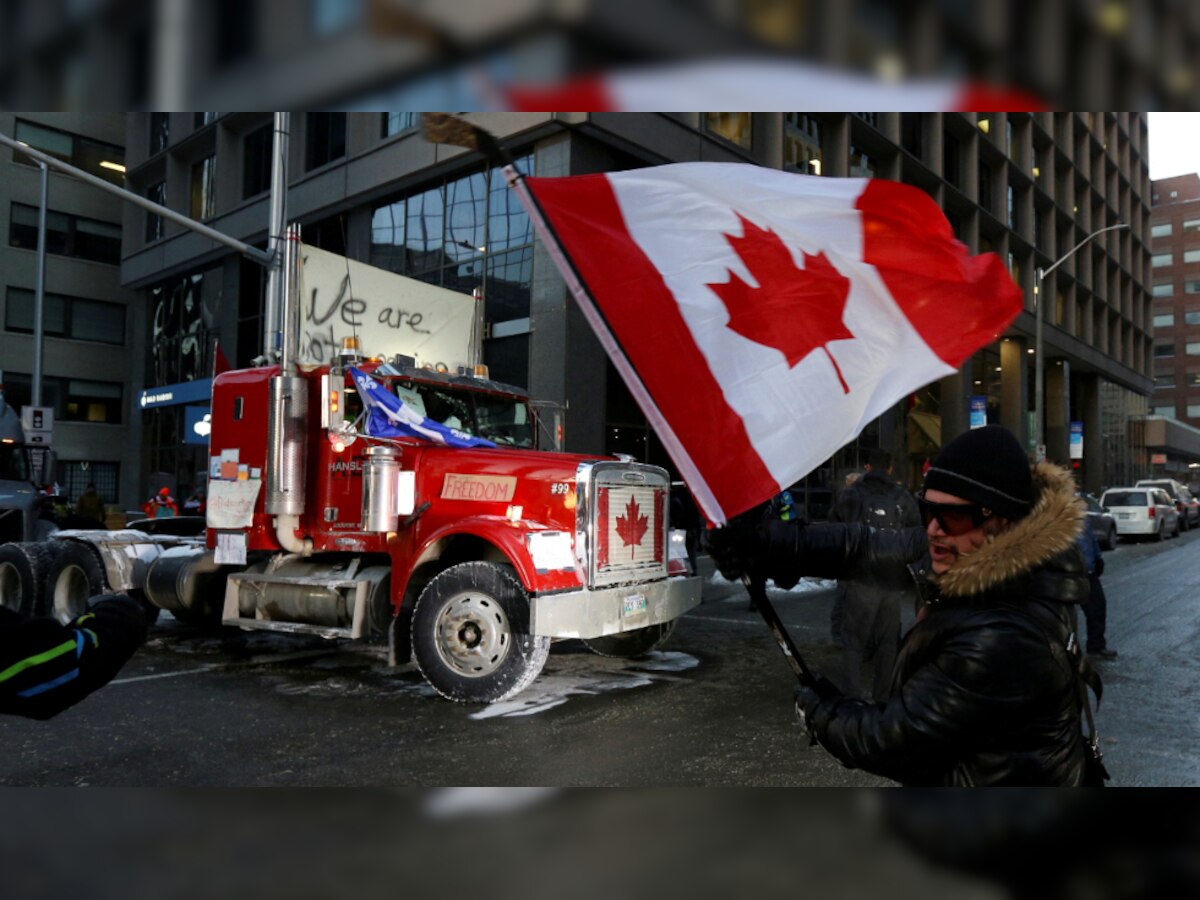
[923,425,1034,520]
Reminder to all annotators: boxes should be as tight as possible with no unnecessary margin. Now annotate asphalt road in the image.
[1,525,1196,786]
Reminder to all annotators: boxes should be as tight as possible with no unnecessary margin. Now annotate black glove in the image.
[794,675,843,745]
[703,505,770,581]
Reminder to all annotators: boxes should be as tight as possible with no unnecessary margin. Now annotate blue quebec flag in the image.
[348,368,495,449]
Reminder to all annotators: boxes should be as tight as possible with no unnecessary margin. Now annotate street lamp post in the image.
[1033,222,1130,460]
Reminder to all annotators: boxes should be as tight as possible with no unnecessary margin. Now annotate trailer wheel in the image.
[411,562,550,703]
[583,619,678,658]
[0,542,52,619]
[44,542,109,623]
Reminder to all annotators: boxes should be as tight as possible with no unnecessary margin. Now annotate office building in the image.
[0,112,141,512]
[1145,173,1200,480]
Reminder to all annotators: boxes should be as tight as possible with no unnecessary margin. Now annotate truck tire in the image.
[44,541,109,623]
[583,619,677,658]
[0,542,52,619]
[411,562,550,703]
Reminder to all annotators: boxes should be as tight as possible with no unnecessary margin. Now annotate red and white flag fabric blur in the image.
[522,163,1022,526]
[502,59,1044,112]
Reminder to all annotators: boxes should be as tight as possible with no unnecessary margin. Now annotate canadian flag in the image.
[502,60,1044,112]
[522,163,1022,525]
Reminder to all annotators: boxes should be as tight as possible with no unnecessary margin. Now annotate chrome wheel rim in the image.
[53,564,90,622]
[433,591,511,678]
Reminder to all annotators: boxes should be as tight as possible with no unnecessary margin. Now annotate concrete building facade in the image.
[1145,173,1200,482]
[120,112,1152,500]
[0,112,142,513]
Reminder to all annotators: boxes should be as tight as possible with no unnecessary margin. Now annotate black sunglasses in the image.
[917,493,993,536]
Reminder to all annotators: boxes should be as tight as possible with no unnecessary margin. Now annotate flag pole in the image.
[742,575,817,686]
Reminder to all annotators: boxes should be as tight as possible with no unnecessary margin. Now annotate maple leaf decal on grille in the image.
[615,496,649,558]
[708,214,854,393]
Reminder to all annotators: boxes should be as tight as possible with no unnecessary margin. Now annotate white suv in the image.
[1135,479,1200,531]
[1100,487,1181,541]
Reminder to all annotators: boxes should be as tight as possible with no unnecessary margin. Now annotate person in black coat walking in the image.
[1077,525,1116,659]
[708,425,1099,786]
[827,451,921,700]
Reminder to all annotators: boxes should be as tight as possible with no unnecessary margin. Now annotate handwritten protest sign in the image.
[299,244,476,368]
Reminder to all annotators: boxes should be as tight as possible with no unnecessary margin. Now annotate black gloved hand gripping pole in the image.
[742,573,817,687]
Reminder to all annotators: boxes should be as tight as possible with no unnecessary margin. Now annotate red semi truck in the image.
[8,345,701,703]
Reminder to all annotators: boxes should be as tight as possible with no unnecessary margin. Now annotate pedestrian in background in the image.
[142,487,179,519]
[827,451,921,700]
[1078,525,1117,660]
[74,482,106,527]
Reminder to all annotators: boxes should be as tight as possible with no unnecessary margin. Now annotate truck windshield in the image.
[390,380,534,448]
[0,444,29,481]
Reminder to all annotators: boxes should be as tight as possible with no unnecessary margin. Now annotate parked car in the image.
[1079,493,1118,550]
[1135,479,1200,531]
[1099,487,1181,541]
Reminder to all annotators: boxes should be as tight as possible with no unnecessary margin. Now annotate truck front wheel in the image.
[0,542,52,618]
[411,562,550,703]
[584,620,677,658]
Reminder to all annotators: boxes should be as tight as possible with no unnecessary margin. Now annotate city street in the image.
[1,526,1197,786]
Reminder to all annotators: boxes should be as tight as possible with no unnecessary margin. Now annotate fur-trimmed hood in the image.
[934,462,1085,598]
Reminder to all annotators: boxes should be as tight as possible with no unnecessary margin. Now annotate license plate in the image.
[622,594,647,617]
[1117,513,1131,519]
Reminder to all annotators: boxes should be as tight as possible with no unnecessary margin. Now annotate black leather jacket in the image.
[771,463,1092,786]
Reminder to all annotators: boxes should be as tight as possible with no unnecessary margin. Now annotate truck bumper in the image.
[530,575,702,639]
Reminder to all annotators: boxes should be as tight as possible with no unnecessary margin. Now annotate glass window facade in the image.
[2,372,123,423]
[13,118,125,186]
[1152,253,1173,267]
[1154,313,1175,328]
[190,155,216,220]
[1153,283,1174,297]
[243,123,272,199]
[383,112,419,137]
[9,202,120,264]
[370,154,535,385]
[149,268,221,386]
[145,181,166,242]
[1151,223,1172,238]
[784,113,823,174]
[149,112,169,154]
[705,113,752,149]
[5,288,126,344]
[305,112,346,170]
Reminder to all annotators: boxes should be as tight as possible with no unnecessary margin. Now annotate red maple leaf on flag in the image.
[615,496,649,558]
[708,214,854,393]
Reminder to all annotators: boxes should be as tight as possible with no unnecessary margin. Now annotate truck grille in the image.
[582,462,669,589]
